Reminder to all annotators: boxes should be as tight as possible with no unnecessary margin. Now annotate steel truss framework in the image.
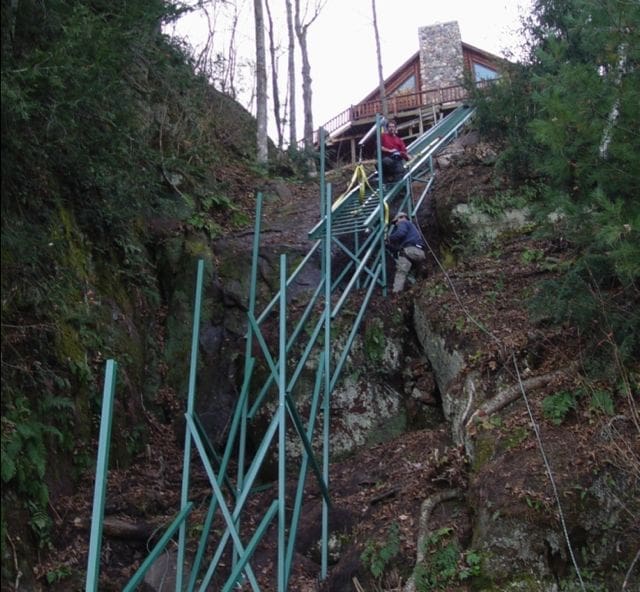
[85,105,475,592]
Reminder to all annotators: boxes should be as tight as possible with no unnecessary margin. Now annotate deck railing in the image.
[319,83,470,138]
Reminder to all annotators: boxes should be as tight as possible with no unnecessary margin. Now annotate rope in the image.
[407,188,587,591]
[407,190,503,352]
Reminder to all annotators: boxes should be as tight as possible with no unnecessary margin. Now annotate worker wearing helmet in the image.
[387,212,426,293]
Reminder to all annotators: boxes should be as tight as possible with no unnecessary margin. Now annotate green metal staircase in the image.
[85,105,475,592]
[309,104,475,240]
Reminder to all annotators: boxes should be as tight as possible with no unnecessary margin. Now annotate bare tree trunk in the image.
[285,0,297,149]
[294,0,325,153]
[194,6,217,79]
[225,6,240,99]
[253,0,268,164]
[371,0,388,118]
[264,0,284,150]
[191,2,241,100]
[298,29,313,151]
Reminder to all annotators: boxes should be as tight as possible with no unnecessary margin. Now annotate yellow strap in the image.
[357,165,366,202]
[332,165,361,209]
[383,202,390,240]
[333,162,377,210]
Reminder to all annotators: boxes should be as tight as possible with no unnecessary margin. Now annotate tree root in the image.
[403,488,463,592]
[464,367,572,434]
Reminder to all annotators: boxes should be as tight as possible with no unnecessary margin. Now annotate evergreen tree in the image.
[474,0,640,370]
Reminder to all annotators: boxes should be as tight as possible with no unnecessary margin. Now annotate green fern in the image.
[361,522,401,579]
[588,389,615,416]
[414,527,464,590]
[542,390,576,425]
[1,454,16,483]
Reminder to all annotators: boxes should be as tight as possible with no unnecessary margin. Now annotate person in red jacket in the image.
[380,120,410,182]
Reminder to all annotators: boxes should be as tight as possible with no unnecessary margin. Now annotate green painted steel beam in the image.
[331,264,382,393]
[331,243,380,318]
[255,240,322,325]
[321,183,333,579]
[85,360,117,592]
[285,392,331,504]
[185,414,261,591]
[285,313,326,395]
[285,351,328,572]
[413,176,436,212]
[278,253,287,591]
[187,353,256,591]
[191,382,272,586]
[123,503,194,592]
[221,501,279,592]
[249,278,327,419]
[177,259,204,591]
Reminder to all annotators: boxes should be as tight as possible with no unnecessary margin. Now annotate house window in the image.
[473,62,499,81]
[392,74,416,95]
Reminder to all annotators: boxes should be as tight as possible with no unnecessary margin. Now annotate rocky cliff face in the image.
[410,239,636,590]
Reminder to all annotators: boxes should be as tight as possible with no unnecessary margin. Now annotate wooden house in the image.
[318,21,505,164]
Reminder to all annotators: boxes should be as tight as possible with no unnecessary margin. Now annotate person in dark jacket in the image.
[387,212,426,292]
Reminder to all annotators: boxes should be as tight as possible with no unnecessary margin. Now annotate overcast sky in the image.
[168,0,533,141]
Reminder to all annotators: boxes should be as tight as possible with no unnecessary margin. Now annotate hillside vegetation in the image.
[1,0,639,590]
[465,0,640,402]
[1,1,278,584]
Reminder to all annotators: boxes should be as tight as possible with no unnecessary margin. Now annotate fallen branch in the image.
[74,516,159,541]
[403,488,462,592]
[369,487,398,505]
[6,532,22,591]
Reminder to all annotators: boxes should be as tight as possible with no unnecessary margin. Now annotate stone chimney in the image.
[419,21,464,90]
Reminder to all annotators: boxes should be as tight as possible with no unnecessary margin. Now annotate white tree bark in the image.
[599,43,627,159]
[253,0,269,164]
[285,0,297,148]
[264,0,284,150]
